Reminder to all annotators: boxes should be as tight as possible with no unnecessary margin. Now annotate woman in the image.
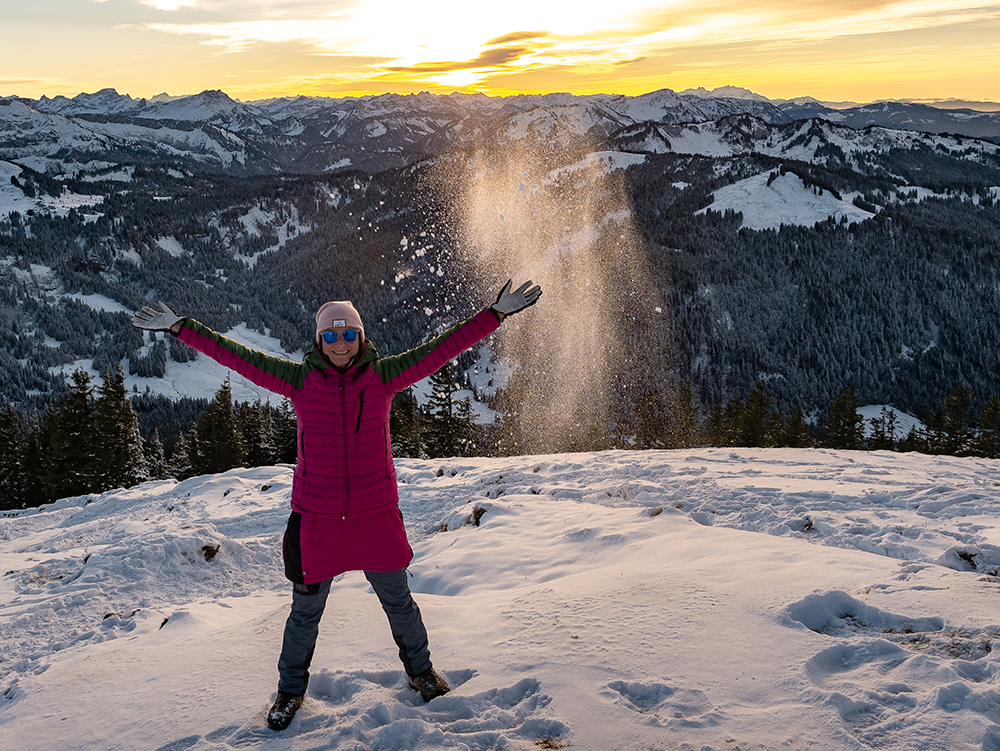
[131,279,541,730]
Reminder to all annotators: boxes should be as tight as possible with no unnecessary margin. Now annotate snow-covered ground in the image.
[858,405,925,439]
[697,172,875,230]
[2,448,999,751]
[0,160,104,220]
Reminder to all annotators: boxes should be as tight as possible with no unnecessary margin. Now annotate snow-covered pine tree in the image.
[95,365,148,490]
[189,378,245,475]
[168,430,194,480]
[271,399,298,464]
[389,387,423,458]
[867,407,899,451]
[144,428,168,480]
[40,368,100,501]
[422,362,462,458]
[239,399,276,467]
[0,405,25,510]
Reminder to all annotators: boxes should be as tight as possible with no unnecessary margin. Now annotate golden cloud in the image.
[385,47,533,73]
[485,31,552,45]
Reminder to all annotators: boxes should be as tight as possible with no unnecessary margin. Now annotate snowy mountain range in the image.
[3,86,999,177]
[1,84,999,430]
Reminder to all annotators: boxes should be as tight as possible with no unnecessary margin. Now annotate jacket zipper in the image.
[355,389,365,434]
[339,373,350,520]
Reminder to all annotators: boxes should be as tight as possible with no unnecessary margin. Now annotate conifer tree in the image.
[925,384,973,456]
[272,399,298,464]
[190,378,245,475]
[169,430,194,479]
[145,428,168,480]
[41,368,100,500]
[664,382,704,449]
[0,405,24,510]
[239,399,276,467]
[453,395,478,456]
[423,362,462,458]
[633,389,667,449]
[390,387,423,458]
[867,407,899,451]
[975,396,1000,458]
[95,365,148,490]
[736,386,781,447]
[782,404,814,448]
[18,412,45,507]
[819,386,864,450]
[707,397,743,447]
[897,425,930,454]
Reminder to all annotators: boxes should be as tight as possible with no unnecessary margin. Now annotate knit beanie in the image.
[315,301,364,342]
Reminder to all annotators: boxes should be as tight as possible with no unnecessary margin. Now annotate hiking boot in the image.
[407,667,451,702]
[267,691,304,731]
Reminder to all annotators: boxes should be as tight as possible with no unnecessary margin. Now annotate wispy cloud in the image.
[385,47,534,74]
[137,0,200,9]
[137,18,357,53]
[137,0,1000,63]
[121,0,1000,97]
[485,31,552,46]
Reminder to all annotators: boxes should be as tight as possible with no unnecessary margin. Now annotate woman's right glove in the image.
[491,279,542,317]
[131,301,184,332]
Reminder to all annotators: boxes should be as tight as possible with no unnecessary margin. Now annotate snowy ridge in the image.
[609,115,1000,164]
[0,160,104,219]
[3,87,999,177]
[698,171,875,229]
[2,449,999,750]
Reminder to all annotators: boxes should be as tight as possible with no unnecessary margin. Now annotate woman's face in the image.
[320,328,361,368]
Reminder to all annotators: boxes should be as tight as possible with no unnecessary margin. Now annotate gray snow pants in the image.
[276,569,432,695]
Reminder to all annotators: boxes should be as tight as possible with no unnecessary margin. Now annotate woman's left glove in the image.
[131,301,184,332]
[491,279,542,317]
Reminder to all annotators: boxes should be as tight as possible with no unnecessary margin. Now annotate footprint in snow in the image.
[160,671,568,750]
[602,680,721,728]
[787,589,1000,746]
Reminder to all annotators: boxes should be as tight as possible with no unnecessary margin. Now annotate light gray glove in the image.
[491,279,542,317]
[131,300,184,332]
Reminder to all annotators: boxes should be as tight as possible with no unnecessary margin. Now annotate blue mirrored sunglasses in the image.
[321,329,359,344]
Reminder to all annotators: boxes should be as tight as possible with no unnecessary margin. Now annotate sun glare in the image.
[431,69,491,89]
[86,0,1000,101]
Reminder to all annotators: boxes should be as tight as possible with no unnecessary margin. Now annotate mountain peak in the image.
[681,86,770,102]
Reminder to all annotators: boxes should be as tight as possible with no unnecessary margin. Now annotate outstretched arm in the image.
[131,301,304,398]
[378,279,542,392]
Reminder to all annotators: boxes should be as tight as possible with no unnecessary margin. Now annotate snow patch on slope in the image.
[698,172,875,229]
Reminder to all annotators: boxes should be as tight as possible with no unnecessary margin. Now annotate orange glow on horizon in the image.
[0,0,997,104]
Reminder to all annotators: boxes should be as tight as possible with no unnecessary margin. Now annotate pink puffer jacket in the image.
[176,307,502,581]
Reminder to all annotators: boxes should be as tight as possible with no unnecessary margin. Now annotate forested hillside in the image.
[2,89,1000,494]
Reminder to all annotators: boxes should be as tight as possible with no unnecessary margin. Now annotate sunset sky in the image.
[3,0,999,103]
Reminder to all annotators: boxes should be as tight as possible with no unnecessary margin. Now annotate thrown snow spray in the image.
[433,147,674,454]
